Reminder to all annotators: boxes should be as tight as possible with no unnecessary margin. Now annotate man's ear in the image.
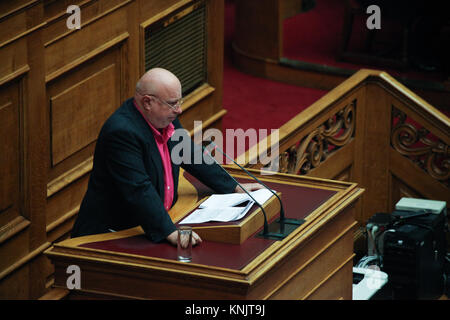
[142,96,152,110]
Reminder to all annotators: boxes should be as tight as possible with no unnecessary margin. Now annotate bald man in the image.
[71,68,260,246]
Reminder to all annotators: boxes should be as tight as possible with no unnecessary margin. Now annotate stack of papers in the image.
[179,189,275,224]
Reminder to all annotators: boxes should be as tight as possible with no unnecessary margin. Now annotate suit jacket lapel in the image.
[167,137,180,195]
[125,99,165,189]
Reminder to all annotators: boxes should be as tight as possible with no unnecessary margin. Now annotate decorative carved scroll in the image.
[391,107,449,187]
[278,100,356,175]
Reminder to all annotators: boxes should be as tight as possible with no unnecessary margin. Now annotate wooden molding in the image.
[0,65,30,87]
[47,156,93,197]
[43,0,132,47]
[0,216,30,245]
[0,241,51,281]
[45,32,129,83]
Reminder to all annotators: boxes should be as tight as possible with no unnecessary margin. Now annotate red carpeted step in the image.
[222,0,327,158]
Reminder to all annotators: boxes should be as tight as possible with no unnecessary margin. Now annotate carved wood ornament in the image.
[279,100,356,175]
[391,107,449,187]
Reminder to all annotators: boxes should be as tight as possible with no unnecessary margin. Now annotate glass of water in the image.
[177,226,192,262]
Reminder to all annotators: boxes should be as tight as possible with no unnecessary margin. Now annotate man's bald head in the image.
[135,68,181,98]
[134,68,183,129]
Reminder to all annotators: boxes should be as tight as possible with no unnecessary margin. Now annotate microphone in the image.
[202,138,304,240]
[202,142,277,238]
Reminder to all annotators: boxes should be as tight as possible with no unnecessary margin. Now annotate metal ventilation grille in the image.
[145,2,207,95]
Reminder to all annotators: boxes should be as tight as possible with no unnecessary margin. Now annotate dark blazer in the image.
[71,98,237,242]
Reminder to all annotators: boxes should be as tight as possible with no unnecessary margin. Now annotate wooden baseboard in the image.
[39,287,70,300]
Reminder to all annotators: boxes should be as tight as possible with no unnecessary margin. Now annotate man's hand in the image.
[235,183,264,193]
[166,230,202,246]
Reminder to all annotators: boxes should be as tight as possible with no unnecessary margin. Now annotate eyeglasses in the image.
[139,91,183,111]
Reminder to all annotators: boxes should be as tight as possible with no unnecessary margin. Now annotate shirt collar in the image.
[133,99,175,143]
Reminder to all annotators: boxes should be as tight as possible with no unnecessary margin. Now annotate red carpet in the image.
[222,0,328,158]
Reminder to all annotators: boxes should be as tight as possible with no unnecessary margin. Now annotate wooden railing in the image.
[237,69,449,236]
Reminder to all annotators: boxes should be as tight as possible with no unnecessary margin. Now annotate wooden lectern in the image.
[45,167,363,300]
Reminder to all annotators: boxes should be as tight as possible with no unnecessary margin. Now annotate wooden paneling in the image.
[242,69,449,245]
[46,43,125,181]
[359,83,392,216]
[0,262,30,299]
[44,5,128,81]
[305,259,353,300]
[0,43,29,85]
[0,83,21,222]
[46,173,90,241]
[0,2,44,47]
[232,0,302,46]
[0,0,47,300]
[139,0,184,16]
[389,150,450,205]
[389,174,423,211]
[205,0,225,127]
[44,0,131,44]
[269,232,354,299]
[234,0,281,62]
[50,64,118,165]
[264,208,355,300]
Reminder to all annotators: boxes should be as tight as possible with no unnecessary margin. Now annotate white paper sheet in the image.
[248,189,276,206]
[198,192,250,209]
[179,202,253,224]
[179,189,276,225]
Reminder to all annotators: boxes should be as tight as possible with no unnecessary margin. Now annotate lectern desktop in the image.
[45,166,363,299]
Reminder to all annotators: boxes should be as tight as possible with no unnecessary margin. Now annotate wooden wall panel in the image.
[139,0,184,19]
[0,0,48,300]
[389,174,423,211]
[44,0,130,42]
[0,10,29,43]
[0,229,30,273]
[0,72,31,296]
[0,39,28,85]
[0,0,39,15]
[0,2,43,46]
[0,263,30,299]
[46,44,125,181]
[205,0,225,126]
[50,64,117,165]
[46,173,90,242]
[45,7,127,78]
[389,149,450,205]
[0,84,21,223]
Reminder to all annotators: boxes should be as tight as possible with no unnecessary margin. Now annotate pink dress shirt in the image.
[134,100,175,211]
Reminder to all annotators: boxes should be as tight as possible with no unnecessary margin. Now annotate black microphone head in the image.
[201,141,211,149]
[201,136,215,148]
[202,137,218,156]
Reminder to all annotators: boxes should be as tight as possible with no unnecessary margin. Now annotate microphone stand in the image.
[203,140,304,240]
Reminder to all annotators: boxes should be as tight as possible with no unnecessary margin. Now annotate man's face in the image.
[144,85,182,129]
